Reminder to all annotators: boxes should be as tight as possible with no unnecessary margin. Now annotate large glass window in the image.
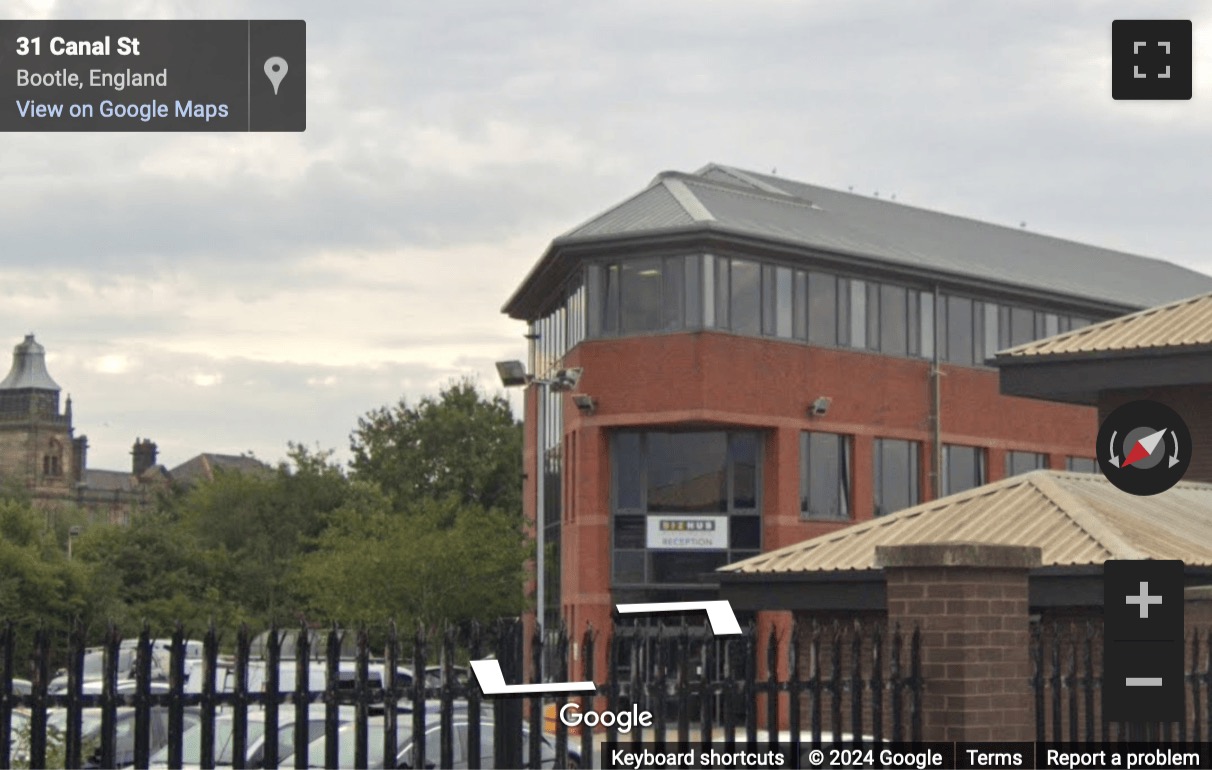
[583,258,1108,367]
[603,264,620,336]
[730,259,761,335]
[620,259,663,334]
[1067,457,1097,473]
[879,284,909,357]
[775,266,793,338]
[919,292,934,359]
[1006,451,1047,477]
[800,432,851,520]
[943,445,986,496]
[849,280,867,349]
[873,438,920,517]
[661,256,685,332]
[1000,306,1036,349]
[943,295,975,365]
[807,272,839,346]
[646,432,727,513]
[611,431,761,587]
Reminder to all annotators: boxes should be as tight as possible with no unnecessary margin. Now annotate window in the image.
[943,445,985,496]
[1000,306,1036,349]
[611,431,762,587]
[729,259,761,335]
[661,256,685,332]
[603,264,620,335]
[800,432,851,520]
[919,292,935,359]
[879,283,909,356]
[620,259,663,334]
[1067,457,1097,473]
[849,280,867,349]
[774,266,793,338]
[793,271,809,340]
[983,303,1000,358]
[807,272,839,346]
[684,255,702,330]
[943,295,975,365]
[646,432,727,512]
[1006,451,1047,477]
[873,439,920,517]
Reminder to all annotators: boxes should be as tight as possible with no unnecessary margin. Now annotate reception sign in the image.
[646,515,729,550]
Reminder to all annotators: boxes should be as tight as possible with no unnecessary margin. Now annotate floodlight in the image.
[495,360,529,387]
[572,394,596,414]
[810,396,832,416]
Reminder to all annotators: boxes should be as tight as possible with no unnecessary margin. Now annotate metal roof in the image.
[996,290,1212,360]
[719,470,1212,574]
[539,164,1212,311]
[0,334,60,391]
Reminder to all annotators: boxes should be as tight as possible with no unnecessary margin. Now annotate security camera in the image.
[551,367,583,392]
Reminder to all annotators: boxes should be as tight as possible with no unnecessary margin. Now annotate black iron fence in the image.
[0,619,922,769]
[1031,622,1212,743]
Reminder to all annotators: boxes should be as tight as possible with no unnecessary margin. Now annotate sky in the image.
[4,0,1212,472]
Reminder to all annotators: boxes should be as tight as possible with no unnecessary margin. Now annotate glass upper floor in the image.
[529,254,1101,378]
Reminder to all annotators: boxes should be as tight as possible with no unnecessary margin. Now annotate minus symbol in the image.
[1126,677,1163,687]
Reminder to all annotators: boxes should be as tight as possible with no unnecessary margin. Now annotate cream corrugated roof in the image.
[998,290,1212,359]
[720,470,1212,574]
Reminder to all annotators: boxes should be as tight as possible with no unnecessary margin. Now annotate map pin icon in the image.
[264,56,288,95]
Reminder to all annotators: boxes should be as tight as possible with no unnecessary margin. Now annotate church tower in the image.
[0,335,80,498]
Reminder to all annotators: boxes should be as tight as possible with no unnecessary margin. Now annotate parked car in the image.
[148,704,385,769]
[45,706,201,768]
[11,678,31,695]
[298,710,579,769]
[47,639,203,694]
[424,665,471,690]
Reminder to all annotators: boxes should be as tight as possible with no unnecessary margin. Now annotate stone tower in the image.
[0,335,82,498]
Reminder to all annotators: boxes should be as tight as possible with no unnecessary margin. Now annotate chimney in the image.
[132,438,158,475]
[73,436,88,483]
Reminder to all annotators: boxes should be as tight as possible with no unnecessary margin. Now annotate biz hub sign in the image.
[646,515,728,550]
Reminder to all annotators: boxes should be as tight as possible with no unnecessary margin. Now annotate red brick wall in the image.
[544,332,1097,677]
[882,548,1036,742]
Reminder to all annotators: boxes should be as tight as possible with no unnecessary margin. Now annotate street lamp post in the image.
[67,525,81,560]
[495,360,581,682]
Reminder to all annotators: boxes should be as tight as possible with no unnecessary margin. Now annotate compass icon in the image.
[1097,400,1191,495]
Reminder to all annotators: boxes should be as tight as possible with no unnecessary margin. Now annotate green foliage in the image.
[0,501,99,663]
[349,378,523,516]
[1,383,528,659]
[295,495,527,630]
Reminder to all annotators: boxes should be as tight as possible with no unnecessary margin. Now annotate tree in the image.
[169,444,352,627]
[0,500,100,664]
[349,379,523,516]
[294,494,527,631]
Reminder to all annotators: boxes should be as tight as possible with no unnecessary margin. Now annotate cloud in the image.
[2,0,1211,472]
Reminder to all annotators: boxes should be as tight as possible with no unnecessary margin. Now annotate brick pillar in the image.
[876,542,1041,742]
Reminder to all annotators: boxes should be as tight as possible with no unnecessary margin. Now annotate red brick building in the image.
[501,164,1212,674]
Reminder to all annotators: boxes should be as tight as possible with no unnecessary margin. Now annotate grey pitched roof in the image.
[519,164,1212,313]
[83,469,138,493]
[0,335,60,391]
[169,453,271,485]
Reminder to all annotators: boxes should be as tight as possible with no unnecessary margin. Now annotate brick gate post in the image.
[876,542,1040,742]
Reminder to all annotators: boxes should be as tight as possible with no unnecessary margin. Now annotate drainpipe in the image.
[930,285,943,500]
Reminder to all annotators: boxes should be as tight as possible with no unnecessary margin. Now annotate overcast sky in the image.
[4,0,1212,472]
